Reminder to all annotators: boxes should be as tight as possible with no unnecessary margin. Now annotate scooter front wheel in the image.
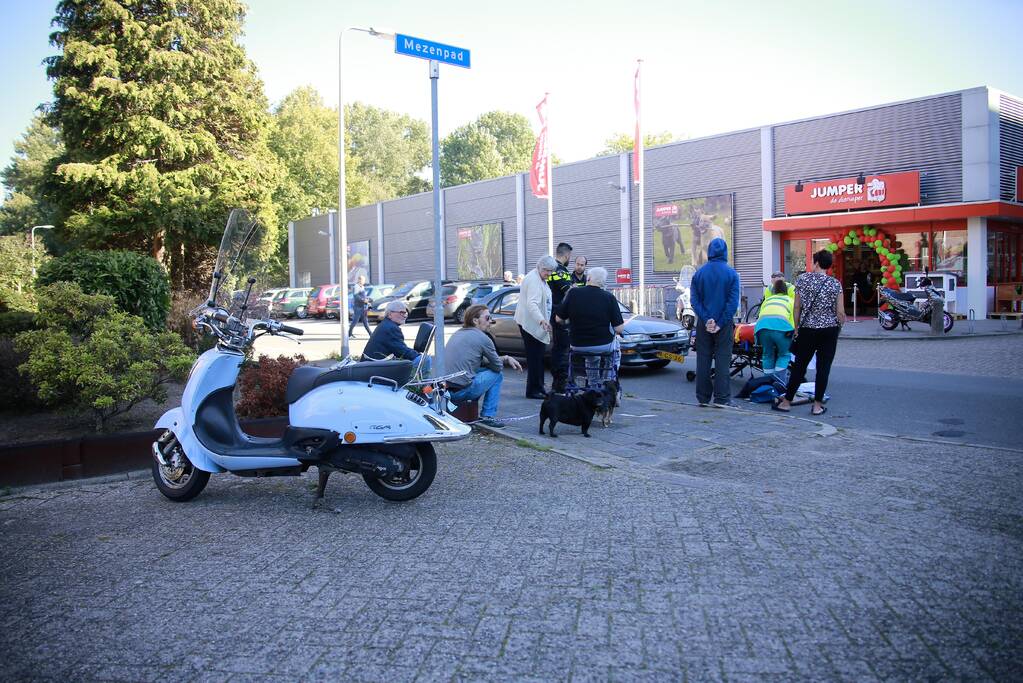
[363,442,437,502]
[879,311,899,331]
[152,431,210,502]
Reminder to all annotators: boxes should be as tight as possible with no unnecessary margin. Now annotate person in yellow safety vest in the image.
[754,279,796,375]
[763,271,795,300]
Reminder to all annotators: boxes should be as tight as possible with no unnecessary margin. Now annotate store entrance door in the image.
[841,245,880,316]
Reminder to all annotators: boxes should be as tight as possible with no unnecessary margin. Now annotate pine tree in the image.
[44,0,281,289]
[0,114,63,236]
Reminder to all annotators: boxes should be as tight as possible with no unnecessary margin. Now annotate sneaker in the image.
[712,401,737,409]
[478,416,506,429]
[698,401,710,407]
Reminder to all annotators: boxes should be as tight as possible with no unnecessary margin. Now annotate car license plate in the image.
[656,351,686,364]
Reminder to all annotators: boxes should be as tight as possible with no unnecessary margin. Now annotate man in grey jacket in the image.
[446,304,522,428]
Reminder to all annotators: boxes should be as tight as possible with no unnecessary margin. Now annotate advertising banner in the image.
[651,194,734,272]
[530,96,549,199]
[348,240,370,283]
[784,171,920,215]
[457,223,504,280]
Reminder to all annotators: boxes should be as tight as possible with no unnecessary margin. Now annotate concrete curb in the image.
[840,330,1023,341]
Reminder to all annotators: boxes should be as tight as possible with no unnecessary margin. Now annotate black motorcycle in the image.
[878,285,953,333]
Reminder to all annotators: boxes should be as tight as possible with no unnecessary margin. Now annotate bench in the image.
[994,284,1023,314]
[451,399,479,423]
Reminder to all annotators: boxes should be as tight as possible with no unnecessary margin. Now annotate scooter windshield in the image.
[205,209,274,319]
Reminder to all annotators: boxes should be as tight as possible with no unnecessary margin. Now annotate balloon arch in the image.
[822,225,903,290]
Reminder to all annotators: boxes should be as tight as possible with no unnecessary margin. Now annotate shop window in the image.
[894,232,929,275]
[989,230,1021,283]
[933,229,967,285]
[783,240,806,282]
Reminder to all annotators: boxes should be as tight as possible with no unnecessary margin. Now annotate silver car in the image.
[480,286,689,369]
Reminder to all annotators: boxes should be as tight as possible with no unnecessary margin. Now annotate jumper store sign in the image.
[653,203,679,218]
[784,171,920,215]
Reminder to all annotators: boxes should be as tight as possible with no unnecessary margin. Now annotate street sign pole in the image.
[392,34,470,377]
[429,59,445,376]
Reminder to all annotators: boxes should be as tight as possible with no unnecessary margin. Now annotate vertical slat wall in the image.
[444,176,517,280]
[291,213,331,286]
[380,192,434,285]
[345,204,378,282]
[635,131,763,289]
[523,155,622,273]
[774,94,963,214]
[999,94,1023,201]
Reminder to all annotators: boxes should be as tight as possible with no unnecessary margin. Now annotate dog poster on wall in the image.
[457,222,504,280]
[651,194,734,272]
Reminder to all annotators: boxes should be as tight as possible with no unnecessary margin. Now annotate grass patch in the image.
[515,438,553,452]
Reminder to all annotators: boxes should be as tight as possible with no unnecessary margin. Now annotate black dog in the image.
[539,389,602,438]
[596,379,620,427]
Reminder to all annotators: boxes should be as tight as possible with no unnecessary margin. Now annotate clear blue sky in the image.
[2,0,1022,197]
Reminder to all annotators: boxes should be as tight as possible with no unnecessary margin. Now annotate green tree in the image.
[441,111,536,187]
[270,86,371,221]
[43,0,282,289]
[346,102,430,202]
[597,131,677,156]
[0,114,63,236]
[0,234,47,312]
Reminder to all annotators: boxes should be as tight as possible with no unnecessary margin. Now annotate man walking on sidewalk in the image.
[691,238,741,408]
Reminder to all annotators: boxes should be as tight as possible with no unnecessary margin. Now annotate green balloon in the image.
[848,230,857,238]
[874,240,882,247]
[843,236,851,245]
[853,239,860,245]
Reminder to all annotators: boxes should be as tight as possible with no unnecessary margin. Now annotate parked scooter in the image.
[152,210,471,506]
[674,265,696,330]
[878,284,953,333]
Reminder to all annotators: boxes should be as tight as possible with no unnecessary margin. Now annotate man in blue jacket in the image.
[363,300,431,374]
[690,238,741,407]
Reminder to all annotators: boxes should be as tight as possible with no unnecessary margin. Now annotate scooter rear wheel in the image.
[363,442,437,502]
[152,431,210,502]
[879,312,899,331]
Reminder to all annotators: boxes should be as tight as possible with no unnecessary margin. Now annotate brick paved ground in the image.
[2,423,1021,681]
[834,336,1023,379]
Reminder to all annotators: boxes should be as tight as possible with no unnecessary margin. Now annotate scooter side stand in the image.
[312,466,338,512]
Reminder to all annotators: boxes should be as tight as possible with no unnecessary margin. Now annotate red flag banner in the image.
[530,95,549,199]
[633,63,641,185]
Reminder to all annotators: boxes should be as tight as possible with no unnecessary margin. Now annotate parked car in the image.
[324,283,396,319]
[269,287,313,318]
[258,288,287,304]
[428,282,473,321]
[480,286,689,369]
[306,284,337,319]
[367,280,452,322]
[452,282,510,323]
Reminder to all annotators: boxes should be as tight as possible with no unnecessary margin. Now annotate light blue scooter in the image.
[152,210,470,506]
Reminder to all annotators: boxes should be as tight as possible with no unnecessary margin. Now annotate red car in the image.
[306,284,338,319]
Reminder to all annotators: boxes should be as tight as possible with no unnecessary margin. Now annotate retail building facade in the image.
[290,86,1023,316]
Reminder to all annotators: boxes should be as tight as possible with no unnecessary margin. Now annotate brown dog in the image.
[596,379,620,427]
[539,389,602,438]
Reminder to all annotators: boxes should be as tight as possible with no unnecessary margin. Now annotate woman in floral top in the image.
[774,249,846,416]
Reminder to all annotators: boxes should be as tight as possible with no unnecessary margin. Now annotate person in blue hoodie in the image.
[690,238,741,407]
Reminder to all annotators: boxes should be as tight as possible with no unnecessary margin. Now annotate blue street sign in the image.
[394,34,471,69]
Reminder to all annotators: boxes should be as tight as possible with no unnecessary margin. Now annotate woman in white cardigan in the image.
[515,255,557,398]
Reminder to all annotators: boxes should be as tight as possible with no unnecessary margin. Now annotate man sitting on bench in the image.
[363,300,431,375]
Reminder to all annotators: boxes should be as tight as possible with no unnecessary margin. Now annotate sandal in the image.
[771,398,790,413]
[811,406,828,416]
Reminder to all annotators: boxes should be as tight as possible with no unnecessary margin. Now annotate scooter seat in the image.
[888,290,917,302]
[286,360,414,404]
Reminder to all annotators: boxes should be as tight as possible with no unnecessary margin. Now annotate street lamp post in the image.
[338,26,394,359]
[30,224,54,277]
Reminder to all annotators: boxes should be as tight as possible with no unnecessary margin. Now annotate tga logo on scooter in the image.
[368,424,395,431]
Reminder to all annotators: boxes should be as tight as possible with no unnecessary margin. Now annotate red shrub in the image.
[235,354,307,418]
